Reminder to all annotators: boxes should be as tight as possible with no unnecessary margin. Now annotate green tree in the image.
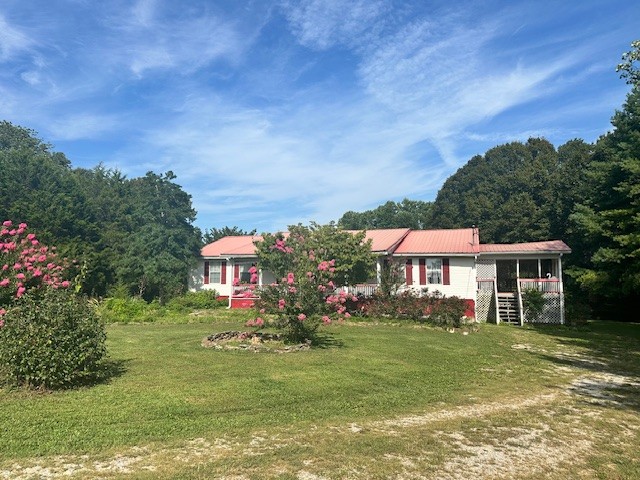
[569,86,640,313]
[617,39,640,86]
[430,138,559,243]
[202,226,257,244]
[338,199,433,230]
[115,172,201,302]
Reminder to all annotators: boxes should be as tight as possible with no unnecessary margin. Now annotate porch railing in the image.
[518,278,561,293]
[345,284,378,297]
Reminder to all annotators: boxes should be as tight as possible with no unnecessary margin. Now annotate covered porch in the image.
[475,240,570,325]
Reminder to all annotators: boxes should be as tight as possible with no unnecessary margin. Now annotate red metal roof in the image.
[393,228,478,254]
[479,240,571,254]
[201,231,571,258]
[347,228,411,253]
[201,235,261,257]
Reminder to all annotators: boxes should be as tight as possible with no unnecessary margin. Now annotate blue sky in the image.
[0,1,638,233]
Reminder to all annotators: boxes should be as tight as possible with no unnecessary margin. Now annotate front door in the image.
[496,260,517,293]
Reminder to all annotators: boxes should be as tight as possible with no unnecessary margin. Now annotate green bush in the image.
[166,290,225,311]
[522,288,545,322]
[98,296,154,323]
[0,289,107,389]
[359,289,468,327]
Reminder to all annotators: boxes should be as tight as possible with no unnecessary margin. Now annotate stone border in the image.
[201,331,311,353]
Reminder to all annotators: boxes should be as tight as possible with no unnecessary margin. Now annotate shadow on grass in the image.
[525,321,640,411]
[310,331,345,349]
[78,357,131,389]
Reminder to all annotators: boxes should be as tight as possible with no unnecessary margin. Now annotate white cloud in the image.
[0,14,34,61]
[103,3,248,77]
[281,0,390,50]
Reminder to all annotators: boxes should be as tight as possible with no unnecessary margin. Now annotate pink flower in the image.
[37,254,47,262]
[318,284,326,292]
[287,272,295,285]
[344,312,351,318]
[31,240,39,246]
[322,315,331,325]
[288,286,297,294]
[18,223,27,229]
[1,264,8,271]
[317,261,329,271]
[33,269,42,277]
[297,313,306,321]
[27,233,36,241]
[255,317,264,326]
[0,278,10,287]
[278,299,285,310]
[13,263,22,270]
[249,266,258,274]
[0,308,5,316]
[16,286,26,298]
[15,273,25,280]
[61,280,70,288]
[328,281,335,289]
[329,259,335,266]
[2,220,11,227]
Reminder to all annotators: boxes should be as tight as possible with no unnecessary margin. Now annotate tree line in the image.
[0,122,201,302]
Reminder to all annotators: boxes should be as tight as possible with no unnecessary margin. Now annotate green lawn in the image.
[1,315,639,479]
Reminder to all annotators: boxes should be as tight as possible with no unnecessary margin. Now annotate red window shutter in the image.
[221,260,227,284]
[234,264,240,283]
[203,261,210,285]
[419,259,426,285]
[405,259,413,285]
[443,258,450,285]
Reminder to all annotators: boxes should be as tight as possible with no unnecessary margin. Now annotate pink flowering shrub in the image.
[252,235,357,342]
[0,221,106,389]
[0,220,70,307]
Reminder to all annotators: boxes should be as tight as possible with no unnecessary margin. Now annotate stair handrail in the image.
[516,278,524,325]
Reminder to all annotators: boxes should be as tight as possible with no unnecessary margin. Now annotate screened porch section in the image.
[476,254,566,325]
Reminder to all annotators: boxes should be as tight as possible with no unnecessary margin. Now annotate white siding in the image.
[403,256,476,300]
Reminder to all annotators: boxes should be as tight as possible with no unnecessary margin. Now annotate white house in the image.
[189,228,570,324]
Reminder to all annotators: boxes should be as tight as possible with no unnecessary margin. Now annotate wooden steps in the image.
[498,293,520,324]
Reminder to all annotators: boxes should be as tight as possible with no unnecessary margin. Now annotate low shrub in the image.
[166,290,225,311]
[0,288,107,389]
[358,289,468,327]
[98,296,155,323]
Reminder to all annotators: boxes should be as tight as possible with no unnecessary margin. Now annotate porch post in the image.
[516,260,524,325]
[558,254,565,324]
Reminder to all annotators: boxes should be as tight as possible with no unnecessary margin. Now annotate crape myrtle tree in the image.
[251,222,376,342]
[0,222,106,389]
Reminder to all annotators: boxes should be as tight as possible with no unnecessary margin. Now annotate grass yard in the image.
[1,313,639,479]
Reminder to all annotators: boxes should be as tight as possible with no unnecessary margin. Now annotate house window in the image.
[210,261,221,284]
[234,261,256,284]
[426,258,442,284]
